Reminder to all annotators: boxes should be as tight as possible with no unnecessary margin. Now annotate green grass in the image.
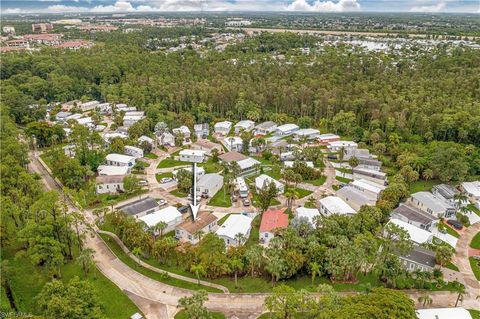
[252,156,274,166]
[155,172,173,182]
[471,232,480,249]
[157,158,187,168]
[2,244,140,318]
[99,234,222,293]
[469,257,480,281]
[217,214,231,225]
[335,176,352,184]
[467,204,480,217]
[291,187,313,199]
[199,159,223,173]
[408,180,440,194]
[336,167,353,174]
[445,261,460,272]
[245,215,260,247]
[208,189,232,207]
[76,189,148,209]
[251,192,281,207]
[175,310,226,319]
[305,175,326,186]
[469,309,480,319]
[265,168,282,180]
[170,189,188,198]
[332,185,340,191]
[444,224,461,238]
[144,152,158,159]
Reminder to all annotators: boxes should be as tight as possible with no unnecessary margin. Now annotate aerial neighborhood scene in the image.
[1,1,480,319]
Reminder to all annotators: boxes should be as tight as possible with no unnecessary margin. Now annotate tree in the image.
[154,221,168,239]
[245,244,264,277]
[124,175,141,194]
[35,277,104,319]
[348,157,359,168]
[177,169,193,194]
[190,264,206,285]
[257,181,278,212]
[229,257,244,288]
[76,248,95,278]
[309,262,322,285]
[435,245,454,267]
[177,290,212,319]
[264,284,310,319]
[453,281,466,307]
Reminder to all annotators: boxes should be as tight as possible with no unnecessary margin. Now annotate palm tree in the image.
[422,169,434,181]
[245,245,264,277]
[154,221,168,239]
[194,230,205,242]
[190,264,206,285]
[132,247,143,267]
[453,281,466,307]
[234,232,246,246]
[435,245,454,267]
[310,262,321,285]
[230,258,244,288]
[453,193,468,208]
[418,293,433,308]
[284,189,297,211]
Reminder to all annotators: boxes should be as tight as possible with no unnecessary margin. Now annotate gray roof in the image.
[432,184,459,200]
[56,111,72,118]
[392,204,438,225]
[358,158,382,167]
[353,167,386,179]
[255,121,277,129]
[337,186,375,207]
[399,246,436,268]
[411,192,455,212]
[117,197,159,216]
[198,173,223,188]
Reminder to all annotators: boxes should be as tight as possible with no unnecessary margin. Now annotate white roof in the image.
[284,161,314,168]
[123,115,143,121]
[216,214,252,239]
[318,133,340,140]
[104,132,128,140]
[97,165,129,176]
[138,206,181,227]
[76,117,93,125]
[224,136,243,145]
[138,135,154,143]
[462,181,480,198]
[235,120,254,128]
[82,100,99,107]
[389,218,433,244]
[106,153,135,164]
[351,179,386,194]
[173,166,205,175]
[294,128,320,136]
[214,121,232,129]
[416,307,472,319]
[277,123,299,132]
[319,196,356,215]
[411,192,454,212]
[295,207,320,225]
[255,174,284,190]
[328,140,358,147]
[173,125,190,134]
[180,149,206,157]
[66,113,83,120]
[125,145,143,153]
[237,157,260,170]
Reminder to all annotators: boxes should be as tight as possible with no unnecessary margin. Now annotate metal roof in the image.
[117,197,159,216]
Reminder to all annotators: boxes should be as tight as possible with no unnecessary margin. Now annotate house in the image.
[327,141,358,153]
[295,207,320,226]
[105,153,136,167]
[234,120,255,134]
[254,121,277,135]
[432,184,464,207]
[319,196,356,216]
[194,123,209,139]
[76,117,93,127]
[191,139,223,156]
[236,177,249,198]
[175,211,218,244]
[95,175,125,194]
[63,144,76,157]
[158,132,175,147]
[138,206,183,234]
[408,192,456,218]
[391,203,438,231]
[352,167,387,185]
[103,132,128,144]
[284,161,314,168]
[97,102,111,114]
[172,126,191,138]
[81,100,99,112]
[179,149,206,163]
[138,135,156,149]
[66,113,83,121]
[55,111,72,122]
[117,197,160,218]
[173,166,205,180]
[275,123,299,136]
[416,307,473,319]
[237,157,260,176]
[344,148,373,161]
[123,115,144,127]
[350,179,386,199]
[124,145,144,159]
[197,174,223,198]
[293,128,320,140]
[216,214,252,246]
[259,209,289,246]
[214,121,232,136]
[97,165,130,176]
[279,151,296,161]
[356,158,382,171]
[336,186,376,211]
[223,136,243,152]
[398,246,436,273]
[460,181,480,201]
[318,133,340,145]
[388,218,434,245]
[255,175,284,194]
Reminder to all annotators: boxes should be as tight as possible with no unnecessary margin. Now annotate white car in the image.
[160,177,173,184]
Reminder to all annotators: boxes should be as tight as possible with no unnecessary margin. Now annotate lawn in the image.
[252,192,281,207]
[291,187,313,199]
[335,176,352,184]
[467,204,480,218]
[445,261,460,272]
[252,156,274,166]
[199,159,223,173]
[208,189,232,207]
[444,223,461,238]
[217,214,231,225]
[170,189,188,198]
[155,172,173,182]
[408,180,441,194]
[245,215,261,247]
[2,244,140,318]
[175,310,226,319]
[157,158,187,168]
[76,189,148,209]
[99,234,222,293]
[469,309,480,319]
[336,167,353,174]
[265,168,282,180]
[144,152,158,159]
[469,257,480,281]
[471,232,480,249]
[305,175,326,186]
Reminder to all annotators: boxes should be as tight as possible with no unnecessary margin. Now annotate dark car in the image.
[447,219,463,230]
[242,198,251,207]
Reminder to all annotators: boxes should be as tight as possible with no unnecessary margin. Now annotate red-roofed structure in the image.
[259,209,289,246]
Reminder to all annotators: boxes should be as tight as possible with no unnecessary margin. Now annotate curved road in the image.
[28,151,480,319]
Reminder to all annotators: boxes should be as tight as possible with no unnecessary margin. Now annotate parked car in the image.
[138,180,148,186]
[242,198,251,207]
[157,199,167,206]
[472,255,480,261]
[447,219,463,230]
[160,177,173,184]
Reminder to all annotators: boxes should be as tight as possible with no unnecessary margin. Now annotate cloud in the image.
[410,1,447,12]
[286,0,361,12]
[47,5,90,12]
[2,8,24,14]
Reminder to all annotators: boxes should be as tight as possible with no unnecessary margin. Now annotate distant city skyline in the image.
[2,0,480,14]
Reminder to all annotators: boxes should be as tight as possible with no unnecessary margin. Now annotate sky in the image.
[1,0,479,14]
